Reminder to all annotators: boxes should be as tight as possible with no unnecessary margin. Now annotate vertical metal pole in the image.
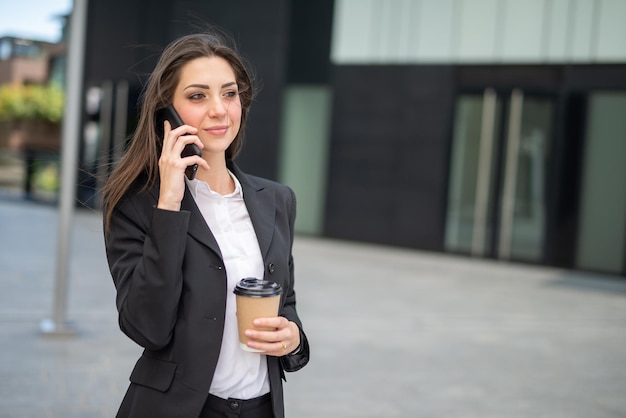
[41,0,89,336]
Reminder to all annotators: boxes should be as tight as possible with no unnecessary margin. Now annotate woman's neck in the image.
[194,156,235,195]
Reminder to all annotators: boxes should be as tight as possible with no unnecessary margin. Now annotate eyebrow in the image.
[184,82,237,90]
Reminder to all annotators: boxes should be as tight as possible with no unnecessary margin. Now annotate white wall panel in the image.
[375,1,394,61]
[568,0,597,61]
[330,0,626,64]
[456,0,499,61]
[375,0,416,61]
[331,0,377,63]
[499,0,545,61]
[395,0,420,61]
[595,0,626,61]
[545,0,570,61]
[415,0,456,61]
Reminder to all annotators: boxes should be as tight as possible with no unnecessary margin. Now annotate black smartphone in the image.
[155,105,202,180]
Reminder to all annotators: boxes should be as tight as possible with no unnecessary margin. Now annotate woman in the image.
[102,32,310,418]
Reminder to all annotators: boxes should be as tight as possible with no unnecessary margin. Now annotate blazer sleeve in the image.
[104,190,189,350]
[278,186,310,372]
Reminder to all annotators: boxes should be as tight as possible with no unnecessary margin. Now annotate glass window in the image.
[576,92,626,274]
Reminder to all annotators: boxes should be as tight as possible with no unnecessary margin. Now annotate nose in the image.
[208,96,227,119]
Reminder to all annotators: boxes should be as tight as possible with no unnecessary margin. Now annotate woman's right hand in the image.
[157,121,208,211]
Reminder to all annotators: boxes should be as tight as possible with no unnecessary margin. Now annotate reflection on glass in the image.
[445,93,500,255]
[505,97,553,261]
[445,91,552,262]
[576,92,626,273]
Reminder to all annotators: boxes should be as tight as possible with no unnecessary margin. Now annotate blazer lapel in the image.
[231,163,276,259]
[180,186,223,258]
[171,162,275,260]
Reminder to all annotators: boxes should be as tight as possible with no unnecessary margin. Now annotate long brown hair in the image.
[102,32,255,231]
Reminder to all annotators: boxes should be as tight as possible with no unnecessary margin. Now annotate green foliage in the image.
[0,83,64,123]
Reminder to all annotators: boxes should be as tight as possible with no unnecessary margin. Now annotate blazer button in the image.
[267,263,275,274]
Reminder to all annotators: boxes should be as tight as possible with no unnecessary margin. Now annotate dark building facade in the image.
[82,0,332,179]
[80,0,626,276]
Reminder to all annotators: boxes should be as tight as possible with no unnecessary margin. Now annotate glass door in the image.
[445,88,555,262]
[444,89,501,257]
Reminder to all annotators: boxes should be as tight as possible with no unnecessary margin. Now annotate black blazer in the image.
[104,161,310,418]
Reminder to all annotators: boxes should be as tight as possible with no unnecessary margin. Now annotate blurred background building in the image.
[0,37,61,85]
[1,0,625,276]
[0,27,66,201]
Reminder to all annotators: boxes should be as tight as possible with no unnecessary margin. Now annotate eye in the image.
[188,92,205,100]
[224,90,238,99]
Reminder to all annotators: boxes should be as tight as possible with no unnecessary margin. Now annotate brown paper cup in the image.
[234,278,283,352]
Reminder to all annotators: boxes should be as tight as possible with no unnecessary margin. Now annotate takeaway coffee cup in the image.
[234,277,283,352]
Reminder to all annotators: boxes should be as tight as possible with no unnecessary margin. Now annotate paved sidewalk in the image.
[1,196,626,417]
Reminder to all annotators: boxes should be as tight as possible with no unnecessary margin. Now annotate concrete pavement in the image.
[1,195,626,417]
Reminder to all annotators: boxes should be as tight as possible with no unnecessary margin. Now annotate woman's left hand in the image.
[245,317,301,356]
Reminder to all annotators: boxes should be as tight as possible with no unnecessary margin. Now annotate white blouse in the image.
[186,172,269,400]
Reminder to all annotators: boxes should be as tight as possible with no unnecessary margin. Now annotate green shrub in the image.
[0,83,64,123]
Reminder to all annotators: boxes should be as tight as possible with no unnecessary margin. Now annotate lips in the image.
[205,125,229,136]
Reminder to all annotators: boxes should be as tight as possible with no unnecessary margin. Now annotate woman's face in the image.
[172,56,242,157]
